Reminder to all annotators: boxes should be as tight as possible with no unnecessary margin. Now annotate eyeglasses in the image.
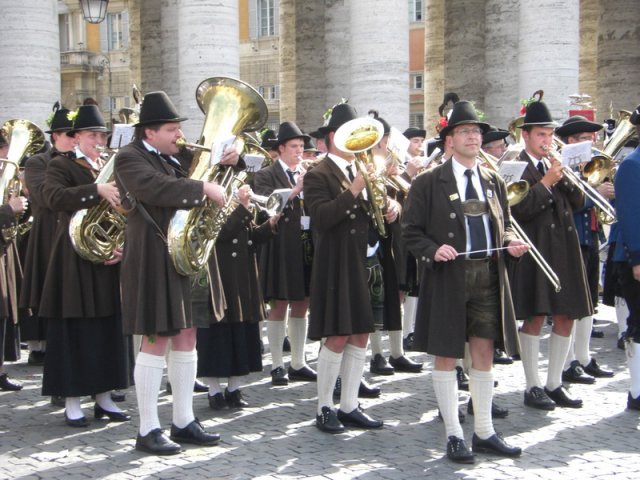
[454,127,483,136]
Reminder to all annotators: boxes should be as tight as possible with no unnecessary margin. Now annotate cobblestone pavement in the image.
[1,304,638,479]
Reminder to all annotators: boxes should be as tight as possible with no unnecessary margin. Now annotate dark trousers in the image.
[620,264,640,343]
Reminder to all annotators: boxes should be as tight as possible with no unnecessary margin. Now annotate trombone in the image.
[479,148,562,292]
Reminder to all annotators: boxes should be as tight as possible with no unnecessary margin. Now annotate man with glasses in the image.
[403,101,527,463]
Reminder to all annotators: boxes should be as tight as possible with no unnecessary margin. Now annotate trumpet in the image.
[233,187,290,217]
[479,147,561,292]
[544,138,617,223]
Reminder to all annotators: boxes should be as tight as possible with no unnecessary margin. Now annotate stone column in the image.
[0,1,60,126]
[444,0,485,111]
[424,0,445,135]
[349,0,409,128]
[579,0,598,106]
[518,0,580,120]
[160,0,179,99]
[484,0,520,128]
[177,0,239,140]
[324,0,351,116]
[596,0,640,119]
[138,0,163,94]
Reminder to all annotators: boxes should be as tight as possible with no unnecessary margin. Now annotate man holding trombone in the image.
[510,101,593,411]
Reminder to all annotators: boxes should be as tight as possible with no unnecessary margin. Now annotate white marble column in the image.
[349,0,409,128]
[324,0,351,115]
[160,0,179,100]
[518,0,580,120]
[0,1,60,127]
[138,0,163,94]
[424,0,445,135]
[177,0,239,140]
[484,0,520,128]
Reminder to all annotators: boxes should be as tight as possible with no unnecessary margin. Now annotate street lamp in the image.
[80,0,109,24]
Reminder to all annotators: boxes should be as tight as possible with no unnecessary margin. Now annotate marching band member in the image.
[403,101,527,463]
[39,105,130,427]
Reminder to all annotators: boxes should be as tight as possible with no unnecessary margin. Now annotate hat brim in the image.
[66,126,111,137]
[482,130,510,145]
[404,129,427,139]
[440,121,490,138]
[555,120,603,137]
[46,127,73,134]
[276,133,311,147]
[518,121,559,129]
[134,116,188,127]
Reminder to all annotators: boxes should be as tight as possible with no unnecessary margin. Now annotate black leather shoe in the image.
[208,392,227,410]
[51,395,65,407]
[288,365,317,382]
[456,366,469,391]
[467,398,509,419]
[562,360,595,384]
[472,432,521,457]
[27,350,45,366]
[389,355,423,373]
[194,379,209,392]
[0,373,22,391]
[337,406,383,429]
[136,429,182,455]
[370,354,394,375]
[316,406,344,434]
[282,336,291,352]
[65,411,89,427]
[591,327,604,338]
[438,407,465,423]
[493,349,514,365]
[359,379,381,398]
[524,386,556,410]
[446,436,475,464]
[544,386,583,408]
[94,403,131,422]
[270,366,289,386]
[627,392,640,411]
[111,390,126,402]
[224,388,249,408]
[584,358,614,378]
[170,419,220,446]
[403,333,414,351]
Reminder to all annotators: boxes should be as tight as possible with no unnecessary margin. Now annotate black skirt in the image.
[42,314,131,397]
[19,313,48,342]
[196,322,262,378]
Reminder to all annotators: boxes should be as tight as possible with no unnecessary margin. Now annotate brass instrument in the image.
[507,115,525,146]
[478,147,561,292]
[546,137,617,223]
[0,119,45,241]
[69,152,127,263]
[333,117,387,236]
[167,76,268,276]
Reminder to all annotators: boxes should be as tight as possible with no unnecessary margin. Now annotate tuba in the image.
[167,76,268,276]
[0,119,45,241]
[333,117,388,236]
[69,152,127,263]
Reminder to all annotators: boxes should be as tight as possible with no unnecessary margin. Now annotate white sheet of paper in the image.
[498,161,528,184]
[243,153,265,173]
[210,135,236,166]
[561,141,592,168]
[388,127,410,162]
[109,124,134,149]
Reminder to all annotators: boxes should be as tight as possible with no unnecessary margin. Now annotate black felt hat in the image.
[67,105,110,136]
[46,102,73,134]
[276,121,310,147]
[555,115,603,138]
[482,126,510,146]
[136,91,187,126]
[304,137,319,153]
[403,127,427,139]
[260,129,278,150]
[439,101,490,137]
[630,104,640,126]
[519,101,558,128]
[318,103,359,135]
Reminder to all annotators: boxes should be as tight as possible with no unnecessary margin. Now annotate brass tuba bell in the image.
[167,76,268,276]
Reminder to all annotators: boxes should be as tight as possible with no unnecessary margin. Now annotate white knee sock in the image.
[167,349,197,429]
[227,376,243,392]
[546,333,571,391]
[369,330,383,356]
[432,369,463,439]
[316,347,343,415]
[469,368,495,440]
[266,320,286,370]
[616,297,629,338]
[288,316,308,370]
[339,344,366,413]
[627,342,640,398]
[134,352,165,436]
[203,377,222,396]
[403,296,417,336]
[519,331,542,391]
[564,322,577,370]
[65,397,84,420]
[389,330,404,359]
[95,391,122,413]
[27,340,40,352]
[575,315,593,366]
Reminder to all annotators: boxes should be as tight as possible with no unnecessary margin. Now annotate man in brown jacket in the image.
[115,91,235,455]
